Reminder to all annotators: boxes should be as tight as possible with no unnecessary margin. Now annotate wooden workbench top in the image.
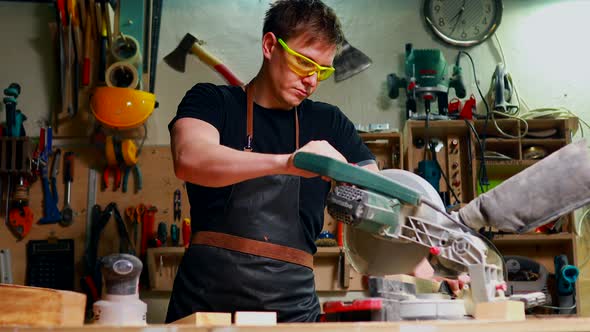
[2,318,590,332]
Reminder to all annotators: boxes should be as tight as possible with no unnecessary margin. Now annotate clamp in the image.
[39,148,63,224]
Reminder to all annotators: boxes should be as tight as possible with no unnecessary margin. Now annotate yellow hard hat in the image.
[91,87,157,130]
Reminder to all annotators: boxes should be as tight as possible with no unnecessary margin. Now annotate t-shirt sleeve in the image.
[168,83,225,133]
[329,107,375,165]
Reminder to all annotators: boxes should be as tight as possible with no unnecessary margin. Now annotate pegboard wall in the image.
[0,145,189,289]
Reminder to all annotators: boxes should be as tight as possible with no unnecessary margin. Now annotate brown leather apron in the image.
[166,85,320,323]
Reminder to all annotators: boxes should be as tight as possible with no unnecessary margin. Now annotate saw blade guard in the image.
[343,168,441,276]
[342,169,498,278]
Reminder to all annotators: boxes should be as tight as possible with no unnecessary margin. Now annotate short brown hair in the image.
[263,0,344,47]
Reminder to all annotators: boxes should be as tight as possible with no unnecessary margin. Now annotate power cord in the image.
[493,34,588,140]
[454,50,490,191]
[464,119,488,193]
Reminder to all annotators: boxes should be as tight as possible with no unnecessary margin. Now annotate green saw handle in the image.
[293,152,422,206]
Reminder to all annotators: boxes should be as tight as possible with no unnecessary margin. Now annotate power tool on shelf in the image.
[387,43,466,120]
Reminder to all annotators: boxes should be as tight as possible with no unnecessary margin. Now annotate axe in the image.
[164,33,243,86]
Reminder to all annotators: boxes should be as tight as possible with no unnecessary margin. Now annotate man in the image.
[166,0,378,323]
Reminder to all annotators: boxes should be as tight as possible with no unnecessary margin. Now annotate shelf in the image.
[146,247,185,291]
[359,132,400,141]
[521,138,567,145]
[491,233,574,245]
[483,138,520,144]
[360,132,402,169]
[314,247,342,257]
[480,159,537,167]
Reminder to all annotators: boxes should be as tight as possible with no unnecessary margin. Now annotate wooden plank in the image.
[473,300,525,321]
[170,312,231,326]
[234,311,277,326]
[0,284,86,327]
[4,318,590,331]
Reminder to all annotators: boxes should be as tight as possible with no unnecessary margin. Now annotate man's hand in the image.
[286,140,347,180]
[412,258,469,297]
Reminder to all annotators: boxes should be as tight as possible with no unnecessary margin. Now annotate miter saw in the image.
[294,139,590,318]
[387,43,466,120]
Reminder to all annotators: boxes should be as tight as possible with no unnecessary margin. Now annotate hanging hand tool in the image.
[3,83,26,137]
[82,11,92,86]
[140,206,157,256]
[125,205,142,255]
[68,0,81,117]
[98,15,108,83]
[54,0,67,130]
[135,204,145,253]
[7,176,33,240]
[103,165,122,190]
[1,83,24,225]
[30,127,47,183]
[170,224,179,246]
[60,151,75,226]
[182,218,191,249]
[164,33,243,86]
[122,164,143,193]
[39,148,63,225]
[173,189,181,222]
[149,222,167,247]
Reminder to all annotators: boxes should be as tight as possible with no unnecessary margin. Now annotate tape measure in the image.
[105,136,138,167]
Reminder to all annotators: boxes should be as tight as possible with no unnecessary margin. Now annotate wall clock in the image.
[423,0,503,47]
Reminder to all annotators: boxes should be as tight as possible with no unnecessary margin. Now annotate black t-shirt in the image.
[168,83,375,252]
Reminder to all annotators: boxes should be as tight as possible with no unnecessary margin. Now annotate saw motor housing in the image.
[323,167,507,310]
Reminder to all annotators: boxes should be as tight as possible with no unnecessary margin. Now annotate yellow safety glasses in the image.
[278,38,335,81]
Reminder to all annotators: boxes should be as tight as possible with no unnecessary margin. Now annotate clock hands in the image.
[450,0,466,36]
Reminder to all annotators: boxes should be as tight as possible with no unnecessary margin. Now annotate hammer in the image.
[164,33,243,86]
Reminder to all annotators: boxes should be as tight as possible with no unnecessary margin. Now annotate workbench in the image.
[2,318,590,332]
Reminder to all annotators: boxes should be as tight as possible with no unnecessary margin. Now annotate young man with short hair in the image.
[166,0,377,322]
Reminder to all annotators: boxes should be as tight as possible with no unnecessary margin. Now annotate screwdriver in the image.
[170,224,179,246]
[61,151,75,226]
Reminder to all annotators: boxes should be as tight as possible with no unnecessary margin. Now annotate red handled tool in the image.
[182,218,191,248]
[141,205,157,256]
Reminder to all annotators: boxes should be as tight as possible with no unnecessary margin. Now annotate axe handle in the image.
[191,44,243,86]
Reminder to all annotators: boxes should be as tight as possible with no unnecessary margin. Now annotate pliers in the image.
[122,164,143,193]
[103,165,121,190]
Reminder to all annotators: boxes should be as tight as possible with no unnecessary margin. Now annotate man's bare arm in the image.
[361,162,379,173]
[171,118,346,187]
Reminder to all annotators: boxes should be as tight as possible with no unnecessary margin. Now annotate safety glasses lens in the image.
[279,38,334,81]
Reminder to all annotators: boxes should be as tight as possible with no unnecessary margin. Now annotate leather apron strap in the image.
[193,231,313,269]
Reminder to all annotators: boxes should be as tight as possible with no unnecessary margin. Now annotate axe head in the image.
[164,33,198,73]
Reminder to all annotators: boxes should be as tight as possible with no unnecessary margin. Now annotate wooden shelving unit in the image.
[403,120,474,205]
[403,117,581,316]
[359,132,402,170]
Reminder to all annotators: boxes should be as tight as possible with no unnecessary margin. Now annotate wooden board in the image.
[170,312,231,326]
[0,146,190,290]
[2,318,590,331]
[0,284,86,326]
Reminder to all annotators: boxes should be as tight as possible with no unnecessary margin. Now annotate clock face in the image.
[423,0,503,47]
